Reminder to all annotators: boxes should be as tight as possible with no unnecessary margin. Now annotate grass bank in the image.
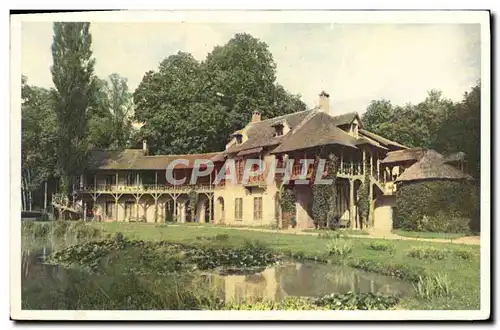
[90,222,480,310]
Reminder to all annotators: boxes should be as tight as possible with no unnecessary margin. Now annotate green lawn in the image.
[303,228,370,235]
[392,229,470,240]
[92,222,480,310]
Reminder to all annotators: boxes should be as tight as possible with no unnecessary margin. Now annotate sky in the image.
[21,22,481,114]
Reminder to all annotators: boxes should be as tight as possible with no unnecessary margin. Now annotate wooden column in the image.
[209,194,213,223]
[155,171,158,188]
[340,148,344,172]
[135,194,140,222]
[94,175,97,190]
[154,194,159,223]
[114,195,119,222]
[369,178,374,227]
[349,179,355,229]
[370,152,373,177]
[377,156,380,181]
[362,149,366,175]
[173,196,177,222]
[350,155,353,175]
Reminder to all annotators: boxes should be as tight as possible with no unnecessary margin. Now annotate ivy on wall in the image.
[188,190,198,220]
[312,150,339,229]
[275,184,296,227]
[357,161,371,228]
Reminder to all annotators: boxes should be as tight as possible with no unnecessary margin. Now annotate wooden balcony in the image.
[243,174,266,187]
[77,183,214,194]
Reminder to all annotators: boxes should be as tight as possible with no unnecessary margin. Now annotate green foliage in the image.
[48,238,281,274]
[21,77,58,210]
[188,190,198,219]
[133,33,306,155]
[21,220,100,241]
[413,274,452,300]
[349,258,427,282]
[314,292,400,310]
[362,84,480,180]
[407,246,450,260]
[363,241,395,253]
[357,162,371,227]
[312,152,338,228]
[87,73,133,149]
[21,221,51,238]
[452,249,474,260]
[318,231,342,240]
[224,293,399,311]
[326,239,353,260]
[394,181,478,233]
[51,22,95,194]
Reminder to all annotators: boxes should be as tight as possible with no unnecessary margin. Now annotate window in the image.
[127,173,137,185]
[236,160,244,183]
[105,174,116,186]
[124,201,134,219]
[253,197,263,220]
[235,134,243,144]
[105,201,114,218]
[275,125,284,137]
[235,198,243,220]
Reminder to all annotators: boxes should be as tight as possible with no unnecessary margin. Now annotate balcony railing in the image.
[243,174,266,186]
[78,183,214,194]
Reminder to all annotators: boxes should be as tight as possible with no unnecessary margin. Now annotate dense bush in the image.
[407,246,450,260]
[363,241,395,253]
[394,181,479,233]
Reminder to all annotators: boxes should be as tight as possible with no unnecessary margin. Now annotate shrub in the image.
[318,231,341,240]
[326,239,353,259]
[363,241,395,253]
[407,246,450,260]
[452,249,474,260]
[413,274,452,300]
[394,181,479,233]
[21,221,51,238]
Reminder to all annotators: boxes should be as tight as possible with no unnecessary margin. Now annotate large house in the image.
[65,91,470,232]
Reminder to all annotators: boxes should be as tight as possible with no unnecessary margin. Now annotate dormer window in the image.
[274,124,284,137]
[235,134,243,144]
[350,119,359,137]
[271,120,290,137]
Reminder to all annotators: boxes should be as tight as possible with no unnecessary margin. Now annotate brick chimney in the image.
[319,91,330,113]
[251,110,261,123]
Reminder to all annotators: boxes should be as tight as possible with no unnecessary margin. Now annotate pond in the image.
[21,238,412,309]
[210,262,412,304]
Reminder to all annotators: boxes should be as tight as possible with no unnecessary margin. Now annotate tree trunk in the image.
[44,181,48,211]
[27,169,32,211]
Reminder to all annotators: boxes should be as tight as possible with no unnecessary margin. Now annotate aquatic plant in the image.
[349,258,427,282]
[413,274,452,300]
[326,239,353,258]
[314,292,400,310]
[224,292,399,310]
[407,246,450,260]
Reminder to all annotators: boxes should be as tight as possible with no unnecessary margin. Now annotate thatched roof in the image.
[271,111,359,153]
[226,109,313,154]
[87,149,221,170]
[396,150,473,182]
[359,129,408,150]
[381,148,427,164]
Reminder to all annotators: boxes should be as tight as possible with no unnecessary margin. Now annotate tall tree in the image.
[51,22,95,194]
[21,76,58,210]
[88,73,133,149]
[133,33,306,155]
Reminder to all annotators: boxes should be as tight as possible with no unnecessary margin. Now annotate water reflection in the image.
[217,262,412,303]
